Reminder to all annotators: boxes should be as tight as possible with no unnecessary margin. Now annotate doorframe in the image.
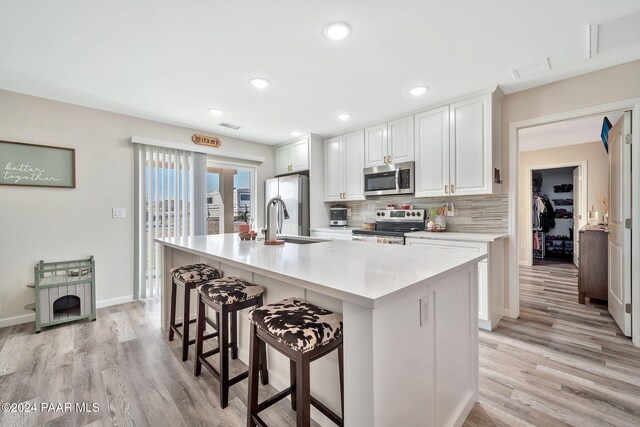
[507,98,640,347]
[523,161,587,267]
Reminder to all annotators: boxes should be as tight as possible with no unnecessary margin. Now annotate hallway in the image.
[465,262,640,426]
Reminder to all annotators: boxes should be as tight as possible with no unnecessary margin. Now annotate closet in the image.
[532,167,575,263]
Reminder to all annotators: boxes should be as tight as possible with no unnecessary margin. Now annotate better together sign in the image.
[0,141,76,188]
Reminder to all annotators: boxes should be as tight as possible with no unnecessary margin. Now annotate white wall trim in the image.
[96,295,134,309]
[131,136,265,163]
[508,98,640,347]
[524,160,587,266]
[0,313,35,328]
[0,295,135,328]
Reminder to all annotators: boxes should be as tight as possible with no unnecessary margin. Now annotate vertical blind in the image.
[134,145,204,299]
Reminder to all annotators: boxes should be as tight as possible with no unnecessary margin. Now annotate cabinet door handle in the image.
[388,155,392,163]
[445,185,449,194]
[383,155,387,164]
[451,184,455,193]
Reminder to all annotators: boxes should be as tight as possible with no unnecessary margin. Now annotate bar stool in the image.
[169,263,222,361]
[246,298,344,427]
[194,276,269,408]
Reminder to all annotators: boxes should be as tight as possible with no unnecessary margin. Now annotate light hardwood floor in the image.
[0,298,318,427]
[2,262,639,426]
[465,261,640,427]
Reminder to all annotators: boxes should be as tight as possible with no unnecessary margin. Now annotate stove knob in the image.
[381,212,385,216]
[411,212,416,216]
[417,212,421,216]
[376,212,381,216]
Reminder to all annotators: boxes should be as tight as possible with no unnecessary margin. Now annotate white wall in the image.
[0,89,274,325]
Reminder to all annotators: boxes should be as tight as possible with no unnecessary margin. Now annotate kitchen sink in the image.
[280,237,326,245]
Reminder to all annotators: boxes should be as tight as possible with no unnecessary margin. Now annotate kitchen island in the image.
[156,234,485,427]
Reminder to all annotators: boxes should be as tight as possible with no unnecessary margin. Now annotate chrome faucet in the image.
[265,196,289,241]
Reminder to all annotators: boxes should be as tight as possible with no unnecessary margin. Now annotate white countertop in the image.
[310,226,357,233]
[405,231,508,243]
[156,234,486,308]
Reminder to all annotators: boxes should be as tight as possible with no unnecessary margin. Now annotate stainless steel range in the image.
[352,208,425,245]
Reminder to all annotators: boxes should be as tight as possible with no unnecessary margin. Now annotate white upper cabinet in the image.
[387,115,414,164]
[342,130,365,200]
[364,124,387,167]
[324,136,343,202]
[324,131,365,202]
[449,94,491,195]
[415,106,450,197]
[365,116,415,168]
[275,137,309,175]
[414,91,500,197]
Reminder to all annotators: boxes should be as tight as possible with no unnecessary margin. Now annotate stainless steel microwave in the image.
[363,161,415,196]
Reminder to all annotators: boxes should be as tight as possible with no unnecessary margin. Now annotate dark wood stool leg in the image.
[194,297,206,376]
[289,359,297,410]
[219,305,230,408]
[181,285,191,361]
[295,353,311,427]
[168,279,177,341]
[259,339,269,386]
[338,343,344,419]
[231,310,238,359]
[247,324,260,427]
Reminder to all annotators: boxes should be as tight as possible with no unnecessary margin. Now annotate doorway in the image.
[514,109,634,339]
[206,158,257,235]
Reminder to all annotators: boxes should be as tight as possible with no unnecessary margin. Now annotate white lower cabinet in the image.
[406,236,505,330]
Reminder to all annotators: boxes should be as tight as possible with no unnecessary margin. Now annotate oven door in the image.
[363,161,414,196]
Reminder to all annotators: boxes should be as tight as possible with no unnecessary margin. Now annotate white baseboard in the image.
[0,313,36,328]
[0,295,135,328]
[96,295,134,309]
[518,260,530,266]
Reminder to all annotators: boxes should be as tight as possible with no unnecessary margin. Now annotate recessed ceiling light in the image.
[250,78,270,89]
[409,86,429,96]
[337,113,351,121]
[208,109,224,116]
[291,131,301,137]
[324,22,351,41]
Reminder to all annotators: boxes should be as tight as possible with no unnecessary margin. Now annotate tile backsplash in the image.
[335,194,509,233]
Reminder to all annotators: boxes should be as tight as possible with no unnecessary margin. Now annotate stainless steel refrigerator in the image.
[265,175,309,236]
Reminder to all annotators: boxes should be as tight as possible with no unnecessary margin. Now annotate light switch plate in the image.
[112,208,126,219]
[347,208,352,217]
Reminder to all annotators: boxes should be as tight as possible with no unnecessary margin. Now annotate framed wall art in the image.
[0,140,76,188]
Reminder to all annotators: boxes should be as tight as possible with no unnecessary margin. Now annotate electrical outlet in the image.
[347,208,352,217]
[446,202,455,216]
[419,297,429,326]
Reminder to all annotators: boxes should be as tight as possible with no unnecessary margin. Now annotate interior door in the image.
[608,111,632,337]
[573,166,580,267]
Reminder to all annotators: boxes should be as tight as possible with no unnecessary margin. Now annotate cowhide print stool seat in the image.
[169,263,222,361]
[194,276,269,409]
[246,298,344,427]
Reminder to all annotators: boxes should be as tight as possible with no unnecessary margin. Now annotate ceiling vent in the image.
[589,8,640,58]
[511,58,551,79]
[218,122,242,130]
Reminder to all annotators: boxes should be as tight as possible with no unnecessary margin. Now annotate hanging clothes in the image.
[539,195,556,232]
[532,195,546,229]
[533,231,540,250]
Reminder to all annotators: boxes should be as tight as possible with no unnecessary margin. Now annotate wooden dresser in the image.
[578,226,608,304]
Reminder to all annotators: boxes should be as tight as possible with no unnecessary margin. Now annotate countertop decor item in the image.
[361,223,376,230]
[0,140,76,188]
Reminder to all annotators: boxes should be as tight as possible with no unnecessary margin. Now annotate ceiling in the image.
[1,1,640,145]
[519,111,624,152]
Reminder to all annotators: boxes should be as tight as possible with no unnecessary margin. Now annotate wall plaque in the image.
[0,140,76,188]
[192,134,222,148]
